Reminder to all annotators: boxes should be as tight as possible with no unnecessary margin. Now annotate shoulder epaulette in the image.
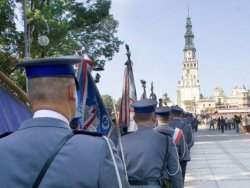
[0,132,13,139]
[73,130,104,137]
[121,131,133,136]
[156,129,173,137]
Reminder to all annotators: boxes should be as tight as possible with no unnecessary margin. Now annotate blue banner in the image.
[0,86,32,135]
[84,71,112,135]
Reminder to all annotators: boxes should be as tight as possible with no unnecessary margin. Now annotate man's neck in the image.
[137,121,154,127]
[158,121,170,125]
[172,117,182,120]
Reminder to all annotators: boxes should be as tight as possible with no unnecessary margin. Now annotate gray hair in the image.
[28,77,75,104]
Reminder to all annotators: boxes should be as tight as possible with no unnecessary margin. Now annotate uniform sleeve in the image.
[166,137,184,188]
[98,138,130,188]
[177,134,186,160]
[186,125,194,150]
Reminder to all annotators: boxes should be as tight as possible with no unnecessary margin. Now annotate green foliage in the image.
[25,0,123,63]
[0,0,25,88]
[101,94,113,113]
[0,0,123,90]
[116,97,122,113]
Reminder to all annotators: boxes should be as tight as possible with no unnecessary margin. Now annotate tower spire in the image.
[184,12,195,51]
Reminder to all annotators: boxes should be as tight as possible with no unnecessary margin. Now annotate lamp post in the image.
[95,73,101,83]
[38,17,50,47]
[24,0,30,60]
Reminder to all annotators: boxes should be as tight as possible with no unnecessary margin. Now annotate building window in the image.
[190,64,193,68]
[209,104,211,106]
[194,63,196,67]
[203,104,205,107]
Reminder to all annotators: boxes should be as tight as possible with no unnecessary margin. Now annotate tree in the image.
[101,94,113,113]
[116,97,122,113]
[0,0,25,90]
[1,0,123,90]
[20,0,122,63]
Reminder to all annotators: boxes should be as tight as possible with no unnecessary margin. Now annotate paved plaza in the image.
[185,125,250,188]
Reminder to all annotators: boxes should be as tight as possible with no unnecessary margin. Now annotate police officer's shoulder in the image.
[73,129,104,137]
[0,132,13,139]
[121,131,133,137]
[155,127,174,137]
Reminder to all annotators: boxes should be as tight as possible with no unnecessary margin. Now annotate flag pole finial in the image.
[125,44,131,63]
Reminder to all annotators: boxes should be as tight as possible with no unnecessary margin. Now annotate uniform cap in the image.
[170,106,184,115]
[155,106,171,117]
[16,56,82,89]
[131,99,157,113]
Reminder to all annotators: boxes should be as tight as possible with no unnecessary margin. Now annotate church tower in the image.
[177,13,200,112]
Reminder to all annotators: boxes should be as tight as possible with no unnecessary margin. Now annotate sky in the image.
[15,0,250,102]
[96,0,250,102]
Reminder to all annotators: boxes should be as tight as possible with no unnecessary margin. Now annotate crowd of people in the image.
[0,56,199,188]
[207,114,250,133]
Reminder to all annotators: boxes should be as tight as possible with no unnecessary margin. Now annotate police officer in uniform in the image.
[183,112,194,132]
[154,107,190,170]
[0,56,129,188]
[170,106,194,183]
[122,99,183,188]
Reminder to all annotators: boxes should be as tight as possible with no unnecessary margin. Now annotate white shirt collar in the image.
[33,110,69,125]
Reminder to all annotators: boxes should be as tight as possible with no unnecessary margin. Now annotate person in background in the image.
[234,115,241,133]
[220,116,226,134]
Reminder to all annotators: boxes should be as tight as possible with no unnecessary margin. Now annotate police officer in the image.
[170,106,194,183]
[183,112,194,132]
[0,56,129,188]
[154,107,190,170]
[122,99,183,188]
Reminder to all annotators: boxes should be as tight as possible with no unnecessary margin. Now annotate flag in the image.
[77,59,112,135]
[0,86,32,135]
[119,60,138,132]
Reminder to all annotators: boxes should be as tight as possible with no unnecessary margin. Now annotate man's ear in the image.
[152,113,156,122]
[69,85,77,101]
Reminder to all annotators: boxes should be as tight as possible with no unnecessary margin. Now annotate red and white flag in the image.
[119,61,137,132]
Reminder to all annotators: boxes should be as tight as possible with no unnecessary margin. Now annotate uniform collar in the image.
[137,125,153,130]
[19,117,71,131]
[33,110,69,125]
[157,122,170,126]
